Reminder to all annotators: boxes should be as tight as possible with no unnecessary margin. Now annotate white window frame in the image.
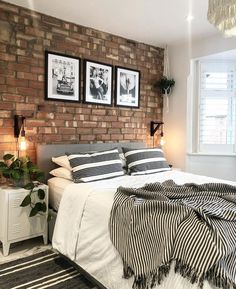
[192,60,236,155]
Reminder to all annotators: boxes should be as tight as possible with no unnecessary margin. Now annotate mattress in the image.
[47,177,72,211]
[53,171,236,289]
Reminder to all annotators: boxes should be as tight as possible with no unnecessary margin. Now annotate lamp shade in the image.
[208,0,236,36]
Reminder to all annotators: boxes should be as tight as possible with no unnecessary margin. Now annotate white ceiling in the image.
[4,0,219,47]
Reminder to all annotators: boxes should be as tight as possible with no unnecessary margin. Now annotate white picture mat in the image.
[85,61,112,105]
[116,67,139,107]
[47,54,80,101]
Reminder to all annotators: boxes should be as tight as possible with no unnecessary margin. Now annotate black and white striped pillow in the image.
[122,147,171,176]
[67,149,124,183]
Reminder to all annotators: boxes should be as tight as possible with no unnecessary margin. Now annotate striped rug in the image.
[0,250,99,289]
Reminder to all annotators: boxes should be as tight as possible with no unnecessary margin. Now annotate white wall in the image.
[164,34,236,181]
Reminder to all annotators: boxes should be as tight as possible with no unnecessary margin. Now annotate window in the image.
[197,61,236,154]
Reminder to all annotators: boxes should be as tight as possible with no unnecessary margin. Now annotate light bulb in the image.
[160,136,165,147]
[19,136,27,151]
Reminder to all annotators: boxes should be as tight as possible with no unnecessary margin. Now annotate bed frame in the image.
[36,142,144,288]
[36,142,145,241]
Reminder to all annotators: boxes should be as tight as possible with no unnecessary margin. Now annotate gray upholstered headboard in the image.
[36,142,145,182]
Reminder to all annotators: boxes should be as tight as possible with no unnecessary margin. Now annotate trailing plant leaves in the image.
[29,202,46,217]
[3,154,14,161]
[24,182,35,190]
[29,206,39,217]
[20,195,31,207]
[38,189,45,200]
[41,202,47,212]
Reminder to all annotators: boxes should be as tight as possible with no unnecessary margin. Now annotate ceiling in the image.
[4,0,219,47]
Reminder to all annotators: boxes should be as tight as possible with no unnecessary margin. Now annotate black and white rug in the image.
[0,250,100,289]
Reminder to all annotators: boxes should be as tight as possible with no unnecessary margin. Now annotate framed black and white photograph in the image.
[45,51,80,102]
[115,66,140,108]
[84,60,113,106]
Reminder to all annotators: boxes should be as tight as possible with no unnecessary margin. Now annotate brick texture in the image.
[0,1,164,162]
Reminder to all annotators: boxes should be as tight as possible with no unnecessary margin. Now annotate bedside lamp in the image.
[14,115,27,156]
[150,121,165,147]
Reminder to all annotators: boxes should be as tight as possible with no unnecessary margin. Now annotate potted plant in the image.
[155,76,175,95]
[0,154,46,217]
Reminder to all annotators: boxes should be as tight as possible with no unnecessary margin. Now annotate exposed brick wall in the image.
[0,1,164,162]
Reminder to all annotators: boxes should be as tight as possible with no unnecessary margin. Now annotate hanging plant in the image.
[155,76,175,95]
[0,154,46,217]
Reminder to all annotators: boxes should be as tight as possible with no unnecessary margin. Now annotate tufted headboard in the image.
[36,142,145,182]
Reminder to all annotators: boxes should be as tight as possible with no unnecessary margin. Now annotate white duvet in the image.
[52,170,236,289]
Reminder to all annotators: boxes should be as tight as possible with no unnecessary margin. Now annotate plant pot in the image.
[9,174,30,188]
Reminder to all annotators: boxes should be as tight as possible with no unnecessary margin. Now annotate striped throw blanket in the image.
[109,180,236,289]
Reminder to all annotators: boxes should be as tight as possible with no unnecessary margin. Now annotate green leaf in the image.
[38,189,45,200]
[11,170,21,180]
[20,195,31,207]
[24,182,35,190]
[3,154,14,161]
[29,202,46,217]
[40,202,47,212]
[0,161,7,168]
[29,206,38,217]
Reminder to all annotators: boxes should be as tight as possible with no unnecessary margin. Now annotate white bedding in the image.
[48,177,72,211]
[52,171,236,289]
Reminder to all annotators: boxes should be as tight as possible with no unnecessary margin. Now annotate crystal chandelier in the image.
[208,0,236,36]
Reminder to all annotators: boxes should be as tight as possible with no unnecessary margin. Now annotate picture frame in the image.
[115,66,140,108]
[45,51,81,103]
[83,59,113,106]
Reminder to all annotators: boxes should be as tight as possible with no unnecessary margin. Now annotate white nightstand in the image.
[0,184,48,256]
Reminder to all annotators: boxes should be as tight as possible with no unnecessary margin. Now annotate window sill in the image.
[187,152,236,157]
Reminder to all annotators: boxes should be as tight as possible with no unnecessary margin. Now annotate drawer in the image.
[8,192,46,241]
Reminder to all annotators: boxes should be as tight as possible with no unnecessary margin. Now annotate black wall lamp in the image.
[150,121,165,147]
[150,121,163,137]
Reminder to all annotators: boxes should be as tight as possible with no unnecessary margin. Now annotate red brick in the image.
[0,110,12,118]
[0,128,14,134]
[2,93,25,102]
[6,78,28,87]
[18,56,38,66]
[43,134,62,142]
[59,127,76,134]
[25,27,44,38]
[92,109,106,116]
[8,63,30,72]
[17,72,38,81]
[17,87,38,97]
[80,135,96,141]
[16,103,35,111]
[0,53,16,62]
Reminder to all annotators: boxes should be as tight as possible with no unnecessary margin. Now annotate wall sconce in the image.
[14,115,27,156]
[150,121,165,147]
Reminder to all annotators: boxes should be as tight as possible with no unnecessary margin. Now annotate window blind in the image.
[199,62,236,152]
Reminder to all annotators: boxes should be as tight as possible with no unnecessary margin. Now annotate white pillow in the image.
[50,167,72,180]
[52,155,71,170]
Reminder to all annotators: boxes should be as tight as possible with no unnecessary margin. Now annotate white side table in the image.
[0,184,48,256]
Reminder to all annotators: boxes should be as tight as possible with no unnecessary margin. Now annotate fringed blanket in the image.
[109,180,236,289]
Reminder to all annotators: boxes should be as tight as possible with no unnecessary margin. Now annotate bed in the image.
[36,143,236,289]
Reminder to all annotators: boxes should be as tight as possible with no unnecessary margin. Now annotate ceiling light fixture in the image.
[208,0,236,37]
